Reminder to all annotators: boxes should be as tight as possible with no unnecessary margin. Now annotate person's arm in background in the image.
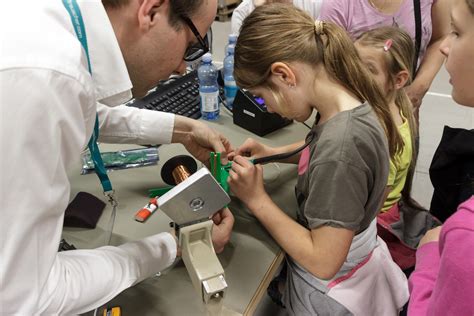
[231,0,255,35]
[408,200,474,315]
[406,0,450,110]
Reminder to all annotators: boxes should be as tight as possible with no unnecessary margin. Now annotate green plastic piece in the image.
[210,152,232,193]
[148,186,173,198]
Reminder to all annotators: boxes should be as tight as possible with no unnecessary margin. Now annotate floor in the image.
[211,19,474,316]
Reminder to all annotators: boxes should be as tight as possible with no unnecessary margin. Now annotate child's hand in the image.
[229,138,274,162]
[228,155,266,209]
[418,226,442,248]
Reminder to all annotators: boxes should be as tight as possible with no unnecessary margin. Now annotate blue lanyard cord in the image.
[62,0,92,73]
[62,0,114,195]
[88,115,112,192]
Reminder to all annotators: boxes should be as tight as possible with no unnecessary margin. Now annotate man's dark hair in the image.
[102,0,205,29]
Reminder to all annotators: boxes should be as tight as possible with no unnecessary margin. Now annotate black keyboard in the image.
[127,70,224,119]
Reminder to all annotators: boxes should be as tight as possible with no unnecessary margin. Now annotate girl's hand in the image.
[418,226,442,248]
[228,155,267,210]
[228,138,274,162]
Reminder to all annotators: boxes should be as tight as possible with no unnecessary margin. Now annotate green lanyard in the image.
[62,0,116,206]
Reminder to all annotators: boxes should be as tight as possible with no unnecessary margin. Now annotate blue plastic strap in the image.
[62,0,112,193]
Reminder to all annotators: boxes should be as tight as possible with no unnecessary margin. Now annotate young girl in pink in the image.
[408,0,474,314]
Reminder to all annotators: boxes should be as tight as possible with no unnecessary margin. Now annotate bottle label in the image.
[224,80,238,104]
[200,91,219,112]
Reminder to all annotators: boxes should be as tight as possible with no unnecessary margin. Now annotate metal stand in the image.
[159,156,230,305]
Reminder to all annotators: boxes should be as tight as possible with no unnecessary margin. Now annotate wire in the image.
[252,132,315,165]
[106,204,117,245]
[302,122,312,129]
[219,95,233,116]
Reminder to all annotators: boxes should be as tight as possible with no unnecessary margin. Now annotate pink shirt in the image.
[408,196,474,316]
[319,0,436,67]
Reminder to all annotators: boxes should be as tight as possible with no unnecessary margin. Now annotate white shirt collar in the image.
[79,0,133,106]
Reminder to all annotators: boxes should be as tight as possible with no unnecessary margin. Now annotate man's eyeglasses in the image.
[180,16,209,62]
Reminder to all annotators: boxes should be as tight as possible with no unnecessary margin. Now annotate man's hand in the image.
[211,208,234,253]
[172,116,232,165]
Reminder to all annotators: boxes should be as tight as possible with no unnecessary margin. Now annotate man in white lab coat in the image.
[0,0,233,314]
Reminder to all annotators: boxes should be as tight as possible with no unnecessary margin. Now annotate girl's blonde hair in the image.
[234,4,402,157]
[356,26,420,208]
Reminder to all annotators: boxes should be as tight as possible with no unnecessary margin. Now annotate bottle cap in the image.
[227,44,235,55]
[228,33,238,43]
[202,52,212,63]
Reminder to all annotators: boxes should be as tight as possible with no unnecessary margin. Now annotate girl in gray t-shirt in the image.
[228,4,408,315]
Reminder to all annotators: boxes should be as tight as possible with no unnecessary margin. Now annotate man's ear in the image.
[137,0,167,32]
[394,69,410,90]
[269,62,297,88]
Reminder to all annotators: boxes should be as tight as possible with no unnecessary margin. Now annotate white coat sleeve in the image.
[0,68,177,315]
[42,233,177,315]
[97,102,175,145]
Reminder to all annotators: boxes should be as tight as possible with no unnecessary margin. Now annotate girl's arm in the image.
[406,0,450,109]
[250,194,354,279]
[232,139,305,164]
[228,156,356,279]
[409,204,474,315]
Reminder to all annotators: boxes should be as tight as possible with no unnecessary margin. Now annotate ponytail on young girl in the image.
[234,4,402,157]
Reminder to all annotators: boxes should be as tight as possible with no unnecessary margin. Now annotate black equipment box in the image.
[233,89,292,136]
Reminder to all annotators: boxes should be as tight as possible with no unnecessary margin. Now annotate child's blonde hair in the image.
[356,26,420,208]
[234,4,402,157]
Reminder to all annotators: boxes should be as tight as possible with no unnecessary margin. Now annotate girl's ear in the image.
[269,62,297,88]
[394,69,410,90]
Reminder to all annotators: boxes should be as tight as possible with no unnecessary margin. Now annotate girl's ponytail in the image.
[321,22,403,157]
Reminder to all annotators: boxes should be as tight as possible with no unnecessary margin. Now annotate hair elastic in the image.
[314,20,324,36]
[383,39,393,51]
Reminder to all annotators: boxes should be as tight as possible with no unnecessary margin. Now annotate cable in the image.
[219,95,233,116]
[252,132,315,165]
[302,122,312,129]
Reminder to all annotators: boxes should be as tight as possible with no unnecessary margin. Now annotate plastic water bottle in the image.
[224,33,238,58]
[223,45,238,109]
[198,53,219,120]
